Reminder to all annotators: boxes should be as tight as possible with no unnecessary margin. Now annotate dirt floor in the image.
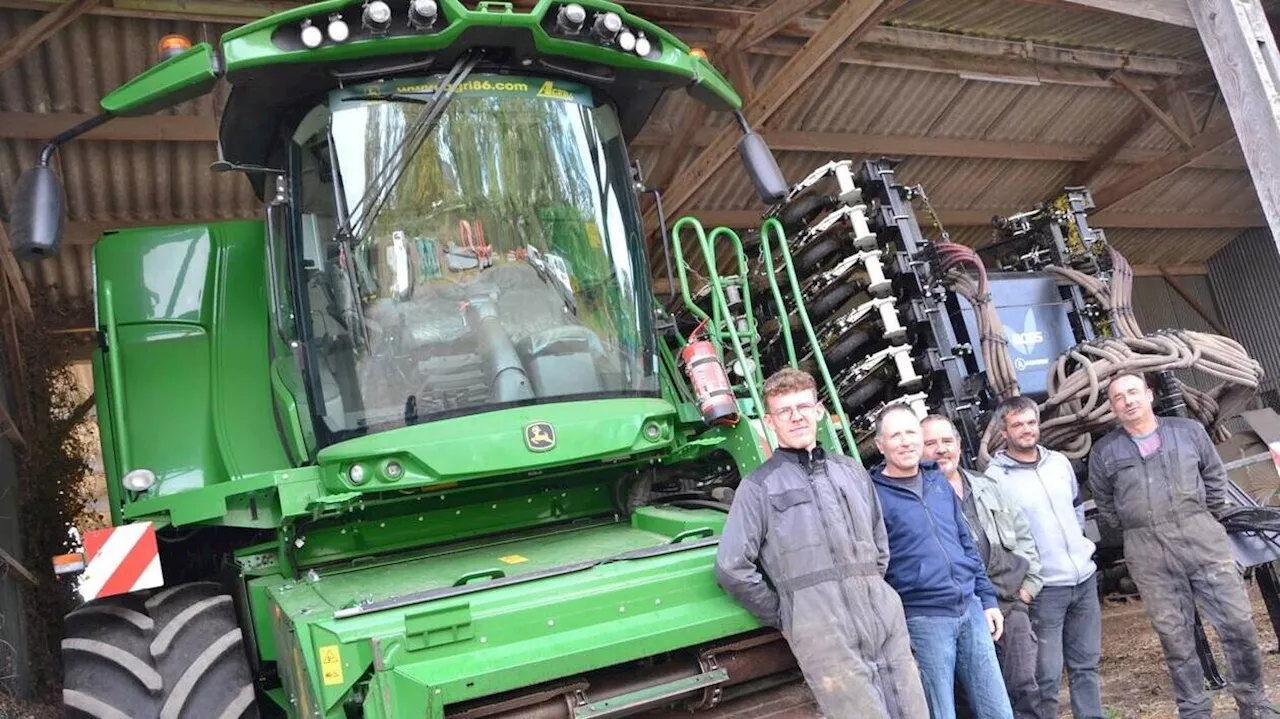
[1094,583,1280,718]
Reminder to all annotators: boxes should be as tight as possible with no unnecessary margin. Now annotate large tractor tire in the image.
[62,581,258,719]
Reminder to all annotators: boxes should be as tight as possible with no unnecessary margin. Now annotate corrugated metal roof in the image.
[0,0,1268,322]
[887,0,1207,59]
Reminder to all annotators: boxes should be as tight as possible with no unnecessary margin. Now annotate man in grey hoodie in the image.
[984,396,1104,719]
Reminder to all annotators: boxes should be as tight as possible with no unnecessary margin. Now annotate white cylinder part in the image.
[891,347,921,388]
[864,253,892,297]
[878,299,906,344]
[834,163,858,202]
[848,204,877,250]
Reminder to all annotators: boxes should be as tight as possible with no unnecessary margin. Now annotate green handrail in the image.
[669,217,767,419]
[758,218,858,456]
[101,281,131,473]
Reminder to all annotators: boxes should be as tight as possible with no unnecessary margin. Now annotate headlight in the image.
[348,464,368,485]
[363,1,392,31]
[300,20,323,48]
[122,468,157,492]
[557,3,585,33]
[410,0,438,28]
[328,15,350,42]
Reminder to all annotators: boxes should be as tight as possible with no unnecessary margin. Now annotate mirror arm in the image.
[39,112,113,166]
[732,110,751,135]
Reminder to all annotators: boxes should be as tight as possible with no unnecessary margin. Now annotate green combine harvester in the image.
[8,0,856,716]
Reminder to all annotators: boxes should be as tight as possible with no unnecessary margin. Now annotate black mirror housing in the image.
[738,132,788,205]
[10,166,65,259]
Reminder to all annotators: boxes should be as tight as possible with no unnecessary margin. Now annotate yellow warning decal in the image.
[319,645,344,686]
[498,554,529,564]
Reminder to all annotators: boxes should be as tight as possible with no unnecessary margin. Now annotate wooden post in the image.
[1190,0,1280,250]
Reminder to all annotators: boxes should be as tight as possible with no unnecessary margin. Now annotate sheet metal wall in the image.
[1209,228,1280,410]
[1131,274,1225,394]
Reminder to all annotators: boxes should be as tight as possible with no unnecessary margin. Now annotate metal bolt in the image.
[655,599,662,606]
[548,619,555,626]
[619,605,626,613]
[480,637,487,643]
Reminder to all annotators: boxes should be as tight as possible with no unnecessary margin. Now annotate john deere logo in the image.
[525,422,556,452]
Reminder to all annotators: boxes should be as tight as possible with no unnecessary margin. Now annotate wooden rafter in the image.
[0,112,217,142]
[1111,72,1194,148]
[0,0,98,74]
[1161,269,1233,336]
[0,224,34,321]
[1092,122,1237,211]
[628,127,1246,171]
[642,0,895,234]
[733,0,827,49]
[1070,107,1152,187]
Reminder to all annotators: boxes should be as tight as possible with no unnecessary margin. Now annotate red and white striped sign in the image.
[78,522,164,602]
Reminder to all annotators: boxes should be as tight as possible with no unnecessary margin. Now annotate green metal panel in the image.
[264,515,759,718]
[315,398,676,493]
[218,0,739,111]
[93,220,291,513]
[99,42,221,117]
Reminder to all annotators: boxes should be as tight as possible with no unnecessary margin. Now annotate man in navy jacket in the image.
[871,403,1013,719]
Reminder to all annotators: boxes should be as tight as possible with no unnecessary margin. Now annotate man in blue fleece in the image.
[871,403,1013,719]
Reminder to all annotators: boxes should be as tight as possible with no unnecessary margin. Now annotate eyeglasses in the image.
[769,403,818,420]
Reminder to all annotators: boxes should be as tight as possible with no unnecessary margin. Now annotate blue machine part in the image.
[953,272,1080,401]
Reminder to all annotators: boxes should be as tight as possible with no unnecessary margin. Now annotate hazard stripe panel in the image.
[78,523,165,602]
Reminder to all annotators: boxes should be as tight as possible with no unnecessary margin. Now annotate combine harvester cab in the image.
[2,1,876,717]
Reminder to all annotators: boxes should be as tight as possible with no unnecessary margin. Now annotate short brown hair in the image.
[762,367,817,407]
[994,395,1039,428]
[875,402,920,438]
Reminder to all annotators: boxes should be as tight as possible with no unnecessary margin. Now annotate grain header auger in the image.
[1,1,856,716]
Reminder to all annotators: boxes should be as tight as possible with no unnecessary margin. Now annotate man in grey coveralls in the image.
[715,368,929,717]
[1088,371,1279,719]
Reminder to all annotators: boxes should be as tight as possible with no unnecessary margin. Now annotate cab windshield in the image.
[291,74,656,442]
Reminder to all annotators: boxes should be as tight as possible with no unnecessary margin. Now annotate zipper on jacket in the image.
[1034,466,1082,585]
[915,482,962,607]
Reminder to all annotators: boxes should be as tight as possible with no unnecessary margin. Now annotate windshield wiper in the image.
[344,52,482,243]
[339,93,432,105]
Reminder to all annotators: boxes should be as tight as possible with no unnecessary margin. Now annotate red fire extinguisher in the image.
[680,319,740,427]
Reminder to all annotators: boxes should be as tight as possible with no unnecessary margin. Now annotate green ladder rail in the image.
[666,215,858,459]
[757,217,858,458]
[669,217,767,423]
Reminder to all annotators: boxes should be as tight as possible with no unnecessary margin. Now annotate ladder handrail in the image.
[670,217,767,421]
[758,218,858,457]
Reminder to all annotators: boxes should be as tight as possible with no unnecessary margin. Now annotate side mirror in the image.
[738,131,788,205]
[10,166,65,259]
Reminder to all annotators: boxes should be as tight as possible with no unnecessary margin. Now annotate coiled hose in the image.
[976,245,1263,466]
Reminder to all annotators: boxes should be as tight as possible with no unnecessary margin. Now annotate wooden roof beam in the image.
[630,127,1245,171]
[1092,122,1238,211]
[1111,72,1194,148]
[1070,107,1153,186]
[641,0,896,234]
[0,112,217,142]
[0,0,97,74]
[0,224,34,322]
